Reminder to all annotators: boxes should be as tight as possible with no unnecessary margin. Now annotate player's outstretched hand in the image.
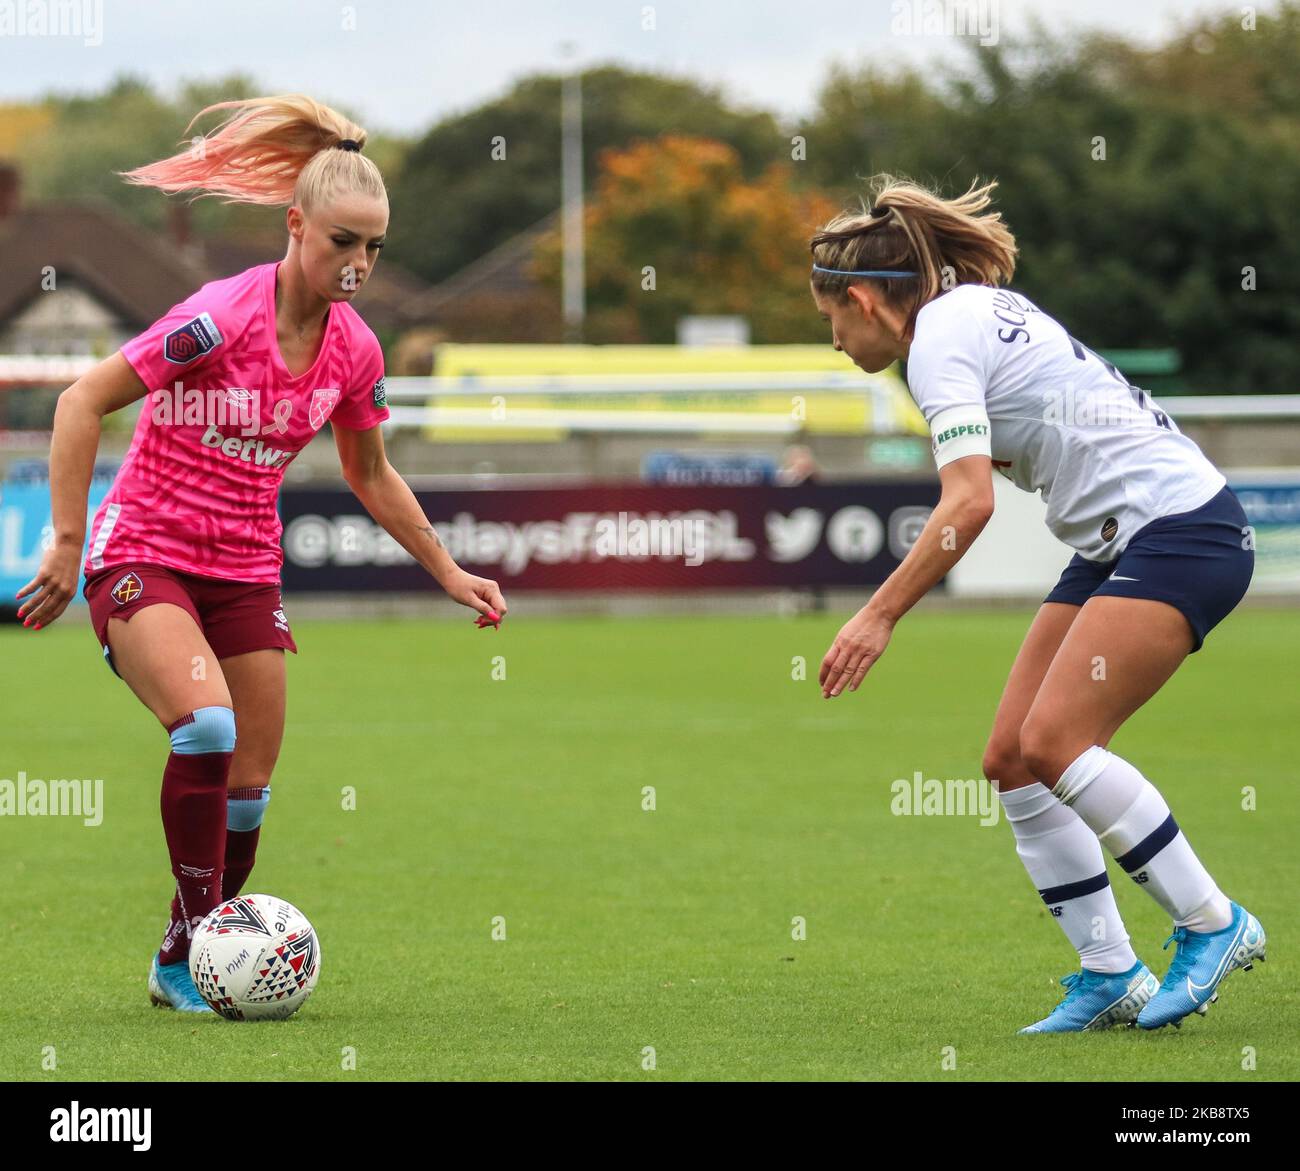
[441,568,508,629]
[15,541,83,631]
[820,606,894,698]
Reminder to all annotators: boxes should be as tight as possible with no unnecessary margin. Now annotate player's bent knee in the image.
[228,765,275,792]
[1017,720,1070,787]
[168,706,237,755]
[981,743,1020,786]
[983,742,1045,791]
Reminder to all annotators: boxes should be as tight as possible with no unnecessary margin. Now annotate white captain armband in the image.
[929,403,992,469]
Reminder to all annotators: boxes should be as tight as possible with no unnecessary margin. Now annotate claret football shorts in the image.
[83,561,297,678]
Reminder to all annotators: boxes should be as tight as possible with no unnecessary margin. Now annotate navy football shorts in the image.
[1042,484,1253,653]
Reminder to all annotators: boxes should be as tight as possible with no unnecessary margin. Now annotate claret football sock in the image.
[998,781,1137,973]
[157,707,235,965]
[223,785,271,900]
[161,785,271,958]
[1052,746,1233,933]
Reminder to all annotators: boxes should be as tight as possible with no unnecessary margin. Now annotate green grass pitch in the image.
[2,606,1296,1081]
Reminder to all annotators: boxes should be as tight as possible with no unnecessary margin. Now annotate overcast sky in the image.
[0,0,1251,137]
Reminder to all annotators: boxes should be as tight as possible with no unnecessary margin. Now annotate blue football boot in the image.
[148,952,214,1014]
[1137,902,1265,1030]
[1019,959,1158,1033]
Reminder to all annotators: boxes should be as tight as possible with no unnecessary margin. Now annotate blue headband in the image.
[811,265,918,278]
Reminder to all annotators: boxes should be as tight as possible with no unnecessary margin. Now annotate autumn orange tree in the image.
[535,135,839,343]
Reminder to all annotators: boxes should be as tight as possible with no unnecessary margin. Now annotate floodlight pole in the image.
[560,47,586,344]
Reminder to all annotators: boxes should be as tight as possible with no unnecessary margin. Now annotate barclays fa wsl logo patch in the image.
[110,572,144,605]
[163,312,223,365]
[372,376,386,409]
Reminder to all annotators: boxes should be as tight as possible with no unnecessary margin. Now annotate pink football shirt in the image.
[85,261,390,583]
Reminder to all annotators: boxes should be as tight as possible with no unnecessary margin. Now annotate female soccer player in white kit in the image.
[810,176,1265,1032]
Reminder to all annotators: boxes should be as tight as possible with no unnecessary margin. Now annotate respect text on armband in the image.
[933,423,991,448]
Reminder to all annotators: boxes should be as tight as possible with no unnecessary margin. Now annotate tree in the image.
[801,4,1300,391]
[533,135,838,343]
[386,67,784,285]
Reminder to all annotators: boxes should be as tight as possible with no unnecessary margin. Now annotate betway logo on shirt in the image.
[200,423,295,469]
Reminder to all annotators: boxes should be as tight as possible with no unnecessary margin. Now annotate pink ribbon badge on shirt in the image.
[262,398,293,435]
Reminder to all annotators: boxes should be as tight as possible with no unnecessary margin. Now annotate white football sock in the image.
[1052,746,1233,933]
[998,782,1137,973]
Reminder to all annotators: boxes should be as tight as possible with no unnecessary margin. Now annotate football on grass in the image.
[189,894,321,1021]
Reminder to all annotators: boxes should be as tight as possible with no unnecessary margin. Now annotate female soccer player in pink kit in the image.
[16,95,507,1013]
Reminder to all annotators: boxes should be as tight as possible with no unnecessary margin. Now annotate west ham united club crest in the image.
[309,387,341,429]
[110,572,143,605]
[163,312,223,365]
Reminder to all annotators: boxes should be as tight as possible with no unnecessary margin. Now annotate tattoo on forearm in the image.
[418,524,443,549]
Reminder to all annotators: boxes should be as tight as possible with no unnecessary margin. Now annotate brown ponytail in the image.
[810,174,1017,336]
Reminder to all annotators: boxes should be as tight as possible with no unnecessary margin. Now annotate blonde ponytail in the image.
[118,93,386,211]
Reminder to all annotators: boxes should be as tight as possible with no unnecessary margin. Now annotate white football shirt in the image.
[904,284,1225,560]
